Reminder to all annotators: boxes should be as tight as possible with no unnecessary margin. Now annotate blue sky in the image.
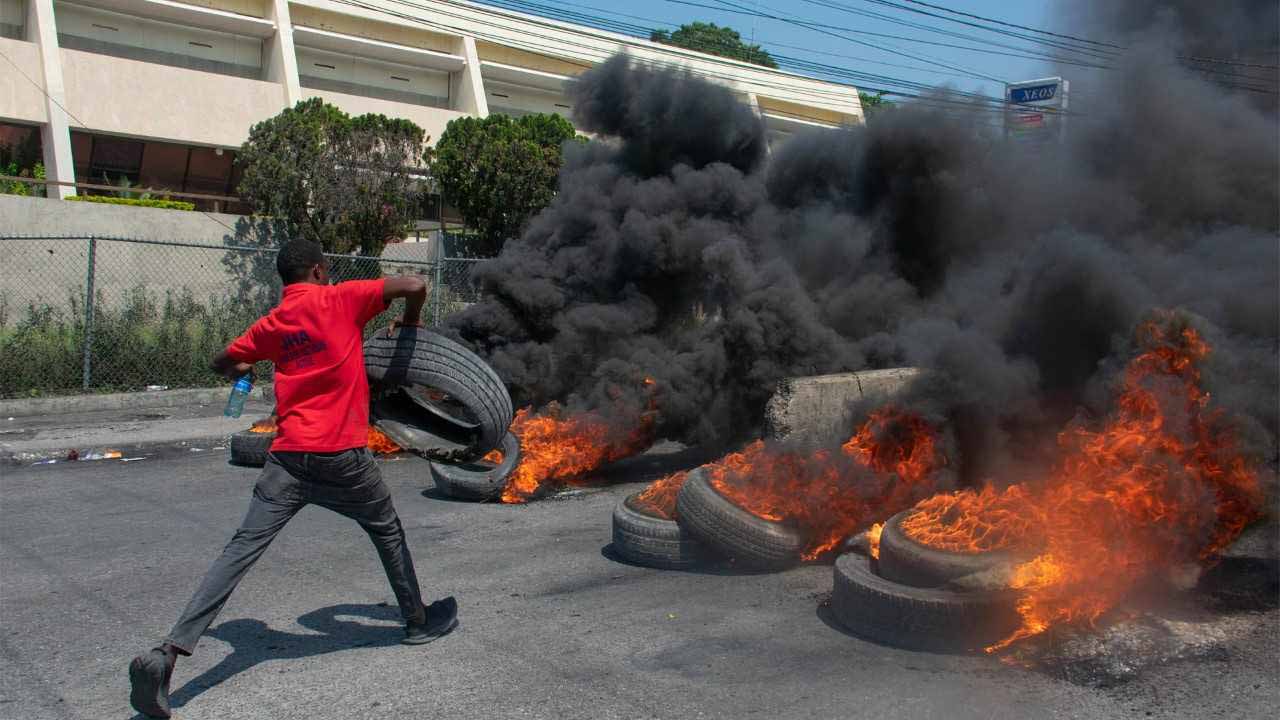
[473,1,1064,103]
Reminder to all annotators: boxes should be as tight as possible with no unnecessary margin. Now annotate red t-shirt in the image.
[226,279,387,452]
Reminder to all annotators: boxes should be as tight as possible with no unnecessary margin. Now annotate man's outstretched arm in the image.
[383,276,428,331]
[210,349,254,380]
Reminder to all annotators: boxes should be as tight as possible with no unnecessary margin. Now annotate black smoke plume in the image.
[448,3,1277,485]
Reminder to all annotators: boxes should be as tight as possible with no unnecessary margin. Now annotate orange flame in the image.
[632,471,689,520]
[250,418,277,433]
[895,315,1263,651]
[701,408,947,560]
[866,522,884,559]
[500,404,655,503]
[367,426,401,455]
[482,448,504,464]
[901,484,1040,553]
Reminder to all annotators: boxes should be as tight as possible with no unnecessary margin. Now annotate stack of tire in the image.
[363,326,517,500]
[829,509,1022,652]
[611,467,805,571]
[613,475,1023,652]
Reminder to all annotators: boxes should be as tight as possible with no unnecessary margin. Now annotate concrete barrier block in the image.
[764,368,922,445]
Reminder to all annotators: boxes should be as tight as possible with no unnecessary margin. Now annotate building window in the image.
[297,47,451,109]
[70,131,243,211]
[0,121,43,196]
[54,2,263,80]
[0,0,24,40]
[184,146,234,196]
[85,135,145,187]
[483,80,574,125]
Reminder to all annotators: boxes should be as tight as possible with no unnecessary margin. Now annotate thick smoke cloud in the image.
[449,2,1278,483]
[449,56,857,448]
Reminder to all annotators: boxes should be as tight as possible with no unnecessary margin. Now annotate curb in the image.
[0,385,274,418]
[1,430,239,468]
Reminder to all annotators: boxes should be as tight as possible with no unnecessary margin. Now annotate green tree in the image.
[236,98,427,258]
[859,91,893,119]
[651,22,778,69]
[428,113,578,256]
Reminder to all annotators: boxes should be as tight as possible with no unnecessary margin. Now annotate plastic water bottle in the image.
[224,374,253,418]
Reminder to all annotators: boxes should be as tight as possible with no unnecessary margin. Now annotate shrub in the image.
[0,273,443,397]
[0,285,263,397]
[66,195,196,211]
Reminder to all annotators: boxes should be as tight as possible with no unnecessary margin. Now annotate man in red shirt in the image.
[129,239,456,719]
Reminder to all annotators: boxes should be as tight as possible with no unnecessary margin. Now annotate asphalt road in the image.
[1,452,1276,720]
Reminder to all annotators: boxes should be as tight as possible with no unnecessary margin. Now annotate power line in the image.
[702,0,1276,93]
[489,0,1097,78]
[795,0,1114,64]
[389,0,1059,110]
[851,0,1116,60]
[897,0,1122,49]
[481,0,986,79]
[470,0,1085,110]
[667,0,1006,82]
[875,0,1279,69]
[336,0,1053,122]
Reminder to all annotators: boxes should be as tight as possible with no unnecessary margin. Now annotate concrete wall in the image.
[0,192,243,240]
[0,37,48,123]
[0,194,256,316]
[60,47,286,147]
[0,194,436,323]
[764,368,924,446]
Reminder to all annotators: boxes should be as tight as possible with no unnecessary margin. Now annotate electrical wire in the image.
[341,0,1062,119]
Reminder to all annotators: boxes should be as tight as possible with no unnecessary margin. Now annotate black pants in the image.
[164,449,425,654]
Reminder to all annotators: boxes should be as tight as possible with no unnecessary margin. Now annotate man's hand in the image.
[386,318,423,337]
[383,276,428,333]
[211,348,254,380]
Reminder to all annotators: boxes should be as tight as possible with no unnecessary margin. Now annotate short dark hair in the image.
[276,239,325,284]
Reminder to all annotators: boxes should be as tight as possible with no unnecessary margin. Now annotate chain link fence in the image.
[0,235,487,398]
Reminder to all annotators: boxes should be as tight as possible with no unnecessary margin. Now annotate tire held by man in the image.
[364,327,513,460]
[675,468,803,570]
[611,492,710,570]
[429,432,522,501]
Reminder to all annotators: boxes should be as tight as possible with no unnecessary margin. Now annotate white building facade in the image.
[0,0,863,209]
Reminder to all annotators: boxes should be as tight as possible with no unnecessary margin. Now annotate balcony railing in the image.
[1,174,245,213]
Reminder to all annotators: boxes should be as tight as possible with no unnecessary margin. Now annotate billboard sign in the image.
[1005,77,1068,143]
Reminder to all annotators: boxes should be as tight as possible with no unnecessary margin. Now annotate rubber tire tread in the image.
[364,328,512,457]
[365,334,511,427]
[612,494,709,570]
[831,552,1020,653]
[675,468,803,570]
[229,430,273,468]
[429,432,521,501]
[877,510,1020,589]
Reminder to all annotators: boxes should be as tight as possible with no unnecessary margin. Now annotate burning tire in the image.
[611,493,706,570]
[675,468,803,570]
[229,429,274,468]
[429,432,521,501]
[877,510,1020,588]
[831,553,1020,653]
[364,327,513,459]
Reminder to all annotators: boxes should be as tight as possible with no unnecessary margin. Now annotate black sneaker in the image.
[403,596,459,645]
[128,648,174,718]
